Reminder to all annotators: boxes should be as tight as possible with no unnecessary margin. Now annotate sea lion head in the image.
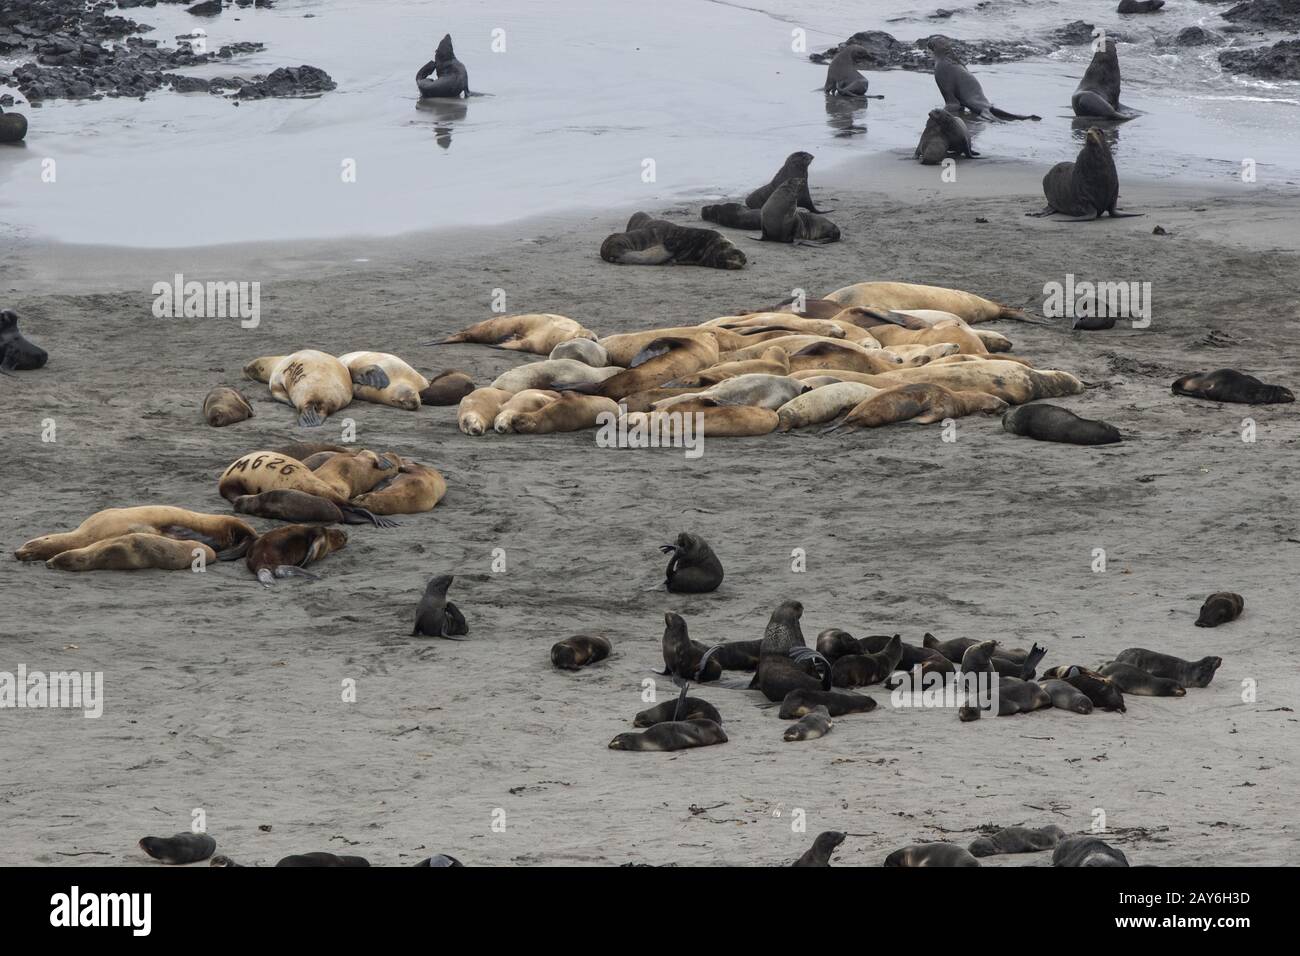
[243,355,282,383]
[1092,35,1117,59]
[550,642,579,670]
[1266,385,1296,403]
[784,151,814,170]
[926,36,955,58]
[0,309,16,336]
[927,107,946,123]
[320,527,348,555]
[232,495,259,515]
[355,449,396,471]
[607,733,635,750]
[1085,126,1109,152]
[434,34,455,64]
[424,574,453,596]
[772,599,803,621]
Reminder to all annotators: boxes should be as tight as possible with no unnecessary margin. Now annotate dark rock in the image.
[233,64,336,99]
[187,1,223,15]
[1222,0,1300,31]
[1219,38,1300,79]
[1174,26,1222,46]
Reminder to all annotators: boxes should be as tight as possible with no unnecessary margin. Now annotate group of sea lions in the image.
[794,826,1129,866]
[139,831,461,867]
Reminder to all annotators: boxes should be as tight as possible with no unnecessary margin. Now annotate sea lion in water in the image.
[1053,836,1128,867]
[915,108,978,164]
[831,635,903,688]
[1041,678,1094,714]
[634,697,721,727]
[1032,127,1139,219]
[757,600,830,702]
[608,719,728,752]
[265,350,353,427]
[968,825,1064,857]
[662,532,724,593]
[246,525,347,587]
[351,461,446,516]
[1073,38,1133,120]
[783,705,833,741]
[778,687,877,718]
[1041,665,1126,712]
[758,179,841,244]
[661,613,722,682]
[139,833,217,865]
[46,533,216,572]
[928,37,1040,120]
[832,383,1005,430]
[823,46,874,97]
[433,314,596,355]
[1195,591,1245,627]
[0,105,28,144]
[884,843,980,867]
[550,635,611,670]
[1114,648,1221,687]
[17,506,256,562]
[458,387,514,435]
[745,151,831,213]
[416,34,469,99]
[793,831,846,867]
[277,852,371,867]
[420,370,476,405]
[1002,403,1121,445]
[203,386,253,427]
[0,310,47,371]
[824,281,1026,323]
[600,213,747,270]
[413,574,469,638]
[510,393,620,433]
[1172,369,1293,405]
[1098,661,1186,697]
[233,490,376,526]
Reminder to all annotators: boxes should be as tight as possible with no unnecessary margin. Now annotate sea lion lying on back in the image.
[1032,128,1139,219]
[600,213,747,270]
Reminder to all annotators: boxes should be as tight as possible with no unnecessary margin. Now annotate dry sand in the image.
[2,155,1298,866]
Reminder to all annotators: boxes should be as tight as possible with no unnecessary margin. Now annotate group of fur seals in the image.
[1002,402,1121,445]
[1195,591,1243,628]
[416,34,470,99]
[0,104,27,144]
[914,108,978,164]
[702,153,841,244]
[413,574,469,638]
[551,634,611,670]
[1032,127,1139,219]
[968,824,1065,857]
[929,38,1040,121]
[662,532,724,593]
[1172,369,1294,405]
[0,310,48,372]
[600,212,747,270]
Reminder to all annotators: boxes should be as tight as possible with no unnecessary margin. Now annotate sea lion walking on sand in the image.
[600,213,747,270]
[0,310,48,371]
[661,532,724,593]
[914,108,978,164]
[1073,38,1134,120]
[1194,591,1244,627]
[246,525,347,588]
[1031,127,1140,219]
[928,37,1040,121]
[416,34,470,99]
[413,574,469,638]
[745,151,832,212]
[1172,369,1294,405]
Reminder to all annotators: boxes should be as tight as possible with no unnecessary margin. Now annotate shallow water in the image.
[0,0,1297,247]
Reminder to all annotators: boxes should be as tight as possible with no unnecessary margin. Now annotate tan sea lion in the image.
[512,393,621,433]
[787,340,906,374]
[203,387,254,427]
[834,383,1007,429]
[337,351,428,411]
[635,402,779,438]
[652,374,807,411]
[598,328,751,367]
[790,368,888,387]
[233,490,376,525]
[457,387,514,436]
[266,350,354,427]
[705,314,846,338]
[419,370,476,405]
[270,441,348,462]
[246,524,347,587]
[870,360,1084,403]
[867,322,988,355]
[493,389,560,433]
[619,387,702,412]
[668,349,791,386]
[589,336,719,400]
[882,343,960,363]
[17,507,257,562]
[490,359,622,394]
[243,354,285,384]
[431,313,597,354]
[218,450,398,505]
[825,281,1026,323]
[777,382,882,431]
[351,461,447,515]
[46,533,216,572]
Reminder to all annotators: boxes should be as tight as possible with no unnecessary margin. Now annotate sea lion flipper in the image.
[442,601,469,637]
[351,365,391,389]
[297,406,325,428]
[340,505,399,529]
[276,565,320,581]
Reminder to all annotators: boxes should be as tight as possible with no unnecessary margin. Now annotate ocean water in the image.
[0,0,1297,247]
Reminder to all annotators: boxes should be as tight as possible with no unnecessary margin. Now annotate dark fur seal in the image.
[1041,665,1126,712]
[884,843,980,867]
[203,386,254,427]
[233,489,388,527]
[997,678,1054,714]
[421,370,476,405]
[1033,127,1139,219]
[661,612,722,682]
[1195,591,1245,627]
[830,634,903,687]
[922,633,978,663]
[1118,0,1164,12]
[1053,836,1128,867]
[1041,678,1094,714]
[414,574,469,638]
[758,178,840,243]
[969,824,1064,857]
[928,38,1040,120]
[550,635,611,670]
[139,832,216,865]
[416,34,469,99]
[634,697,721,727]
[1114,648,1221,687]
[1002,403,1121,445]
[276,852,370,867]
[793,831,846,866]
[415,854,464,867]
[662,532,724,593]
[783,705,833,741]
[1099,661,1186,697]
[745,151,830,213]
[709,640,761,671]
[0,310,48,371]
[915,108,978,164]
[600,213,746,270]
[823,46,872,96]
[1073,39,1133,120]
[0,105,27,144]
[608,718,727,752]
[990,644,1048,681]
[756,600,829,702]
[815,629,862,662]
[779,687,877,718]
[1173,370,1293,405]
[246,525,346,588]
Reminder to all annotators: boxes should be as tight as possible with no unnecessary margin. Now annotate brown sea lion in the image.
[745,151,831,213]
[17,507,256,562]
[458,387,514,435]
[203,387,253,427]
[884,843,980,867]
[777,382,882,431]
[1195,591,1245,627]
[490,359,622,394]
[246,524,347,587]
[833,383,1006,429]
[668,349,791,386]
[431,314,597,354]
[218,450,395,505]
[793,831,846,867]
[420,370,476,405]
[550,635,612,670]
[588,336,720,400]
[511,393,621,433]
[1113,648,1221,687]
[661,612,722,682]
[46,534,217,572]
[600,213,747,270]
[864,322,988,355]
[634,697,722,727]
[869,361,1084,403]
[350,461,446,515]
[638,401,780,437]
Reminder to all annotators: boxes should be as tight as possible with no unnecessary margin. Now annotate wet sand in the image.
[2,157,1298,866]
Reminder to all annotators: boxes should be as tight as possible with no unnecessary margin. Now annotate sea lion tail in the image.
[989,107,1040,121]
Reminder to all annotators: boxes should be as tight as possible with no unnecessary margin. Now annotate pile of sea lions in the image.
[139,831,461,867]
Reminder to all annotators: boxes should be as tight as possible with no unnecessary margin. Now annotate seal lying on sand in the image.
[1172,369,1294,405]
[969,825,1064,857]
[1194,591,1244,627]
[46,533,216,572]
[608,719,727,752]
[915,108,978,164]
[433,314,597,355]
[203,387,254,427]
[1002,403,1121,444]
[1031,127,1140,219]
[662,532,724,593]
[793,831,846,866]
[1041,665,1126,711]
[1115,648,1221,687]
[1053,836,1128,867]
[1041,678,1094,714]
[823,281,1026,323]
[17,506,256,562]
[139,833,216,865]
[929,37,1040,120]
[778,687,877,718]
[1098,661,1186,697]
[745,151,831,212]
[600,213,746,270]
[783,705,834,741]
[1073,38,1134,120]
[246,525,346,587]
[416,34,470,98]
[884,843,980,867]
[634,697,721,727]
[277,852,370,867]
[551,635,611,670]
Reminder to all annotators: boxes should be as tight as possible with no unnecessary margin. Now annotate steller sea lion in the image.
[928,37,1040,120]
[777,381,882,430]
[351,461,446,516]
[745,151,831,212]
[969,825,1064,857]
[600,213,746,270]
[139,833,217,865]
[784,706,833,741]
[246,524,347,587]
[653,374,809,411]
[885,843,980,867]
[17,506,256,563]
[608,719,728,752]
[1073,38,1133,120]
[203,387,254,427]
[708,313,846,338]
[0,310,48,372]
[870,360,1084,404]
[824,281,1026,323]
[551,635,612,670]
[1098,661,1186,697]
[46,533,216,572]
[337,351,433,411]
[233,490,377,525]
[493,389,561,433]
[219,449,397,506]
[662,532,724,593]
[661,612,722,683]
[793,831,846,867]
[416,34,469,98]
[831,383,1006,430]
[1172,369,1293,405]
[264,350,354,427]
[1032,127,1139,219]
[413,574,469,639]
[510,393,620,433]
[1053,836,1128,867]
[786,340,900,375]
[1041,678,1094,714]
[458,387,514,435]
[778,687,877,718]
[549,338,610,366]
[915,108,978,164]
[1195,591,1244,627]
[860,320,987,355]
[433,314,596,355]
[1114,648,1221,687]
[642,401,780,438]
[634,697,721,727]
[420,370,476,405]
[490,359,622,394]
[1002,403,1121,445]
[586,336,719,400]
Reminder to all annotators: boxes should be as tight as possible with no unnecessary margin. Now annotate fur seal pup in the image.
[209,855,241,867]
[265,350,353,427]
[414,574,469,639]
[416,34,470,98]
[46,533,217,572]
[830,635,903,688]
[0,105,28,144]
[1098,662,1185,697]
[1041,678,1094,714]
[661,613,722,682]
[608,719,728,752]
[139,832,217,865]
[1032,127,1139,219]
[757,600,831,702]
[550,338,610,367]
[601,213,746,270]
[1114,648,1221,687]
[511,393,620,433]
[1118,0,1164,12]
[1041,665,1126,712]
[915,108,978,164]
[756,179,840,244]
[1053,836,1128,867]
[1195,591,1245,627]
[1073,38,1133,120]
[420,370,476,405]
[784,705,833,741]
[17,506,256,562]
[831,383,1005,430]
[778,687,877,718]
[351,461,446,516]
[884,843,980,867]
[745,151,831,212]
[0,310,47,371]
[928,38,1040,120]
[824,281,1026,323]
[203,386,253,427]
[434,314,596,355]
[246,525,346,587]
[994,678,1054,715]
[1002,403,1121,445]
[233,490,375,526]
[551,635,611,670]
[1172,369,1293,405]
[277,852,371,867]
[969,825,1064,857]
[634,697,721,727]
[662,532,724,593]
[458,387,514,435]
[793,831,846,867]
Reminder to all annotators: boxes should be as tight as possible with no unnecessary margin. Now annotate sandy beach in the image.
[2,150,1298,866]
